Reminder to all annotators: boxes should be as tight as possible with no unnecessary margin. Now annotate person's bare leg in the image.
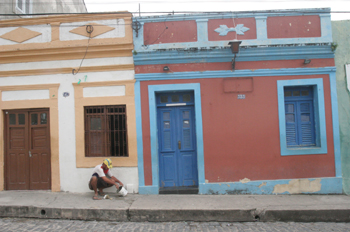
[89,176,100,200]
[98,187,106,195]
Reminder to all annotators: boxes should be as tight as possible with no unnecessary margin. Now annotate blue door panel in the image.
[159,109,175,151]
[157,92,198,188]
[180,152,198,186]
[160,152,177,187]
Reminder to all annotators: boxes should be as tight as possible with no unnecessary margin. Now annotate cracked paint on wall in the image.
[273,179,321,194]
[259,182,267,188]
[239,178,251,184]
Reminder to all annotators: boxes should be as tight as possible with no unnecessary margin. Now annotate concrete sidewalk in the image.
[0,191,349,222]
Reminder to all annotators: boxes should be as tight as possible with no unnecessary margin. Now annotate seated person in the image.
[89,158,124,200]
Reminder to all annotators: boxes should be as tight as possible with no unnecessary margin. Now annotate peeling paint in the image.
[239,178,251,184]
[273,179,321,194]
[289,23,292,27]
[205,179,209,184]
[258,182,267,188]
[227,184,230,187]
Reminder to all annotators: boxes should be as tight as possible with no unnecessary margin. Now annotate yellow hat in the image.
[103,158,112,169]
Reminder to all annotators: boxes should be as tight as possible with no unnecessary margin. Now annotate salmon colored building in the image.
[132,8,342,194]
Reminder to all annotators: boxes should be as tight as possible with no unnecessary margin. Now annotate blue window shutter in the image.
[285,102,297,146]
[284,87,315,148]
[299,101,315,146]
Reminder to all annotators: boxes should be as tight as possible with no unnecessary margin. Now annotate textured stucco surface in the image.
[332,20,350,194]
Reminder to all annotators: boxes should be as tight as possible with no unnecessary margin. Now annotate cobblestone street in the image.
[0,218,350,232]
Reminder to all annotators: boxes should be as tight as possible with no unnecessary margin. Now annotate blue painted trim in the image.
[133,8,330,23]
[148,83,205,191]
[196,19,208,43]
[277,78,327,156]
[133,22,145,54]
[199,177,342,195]
[329,73,342,177]
[148,88,158,186]
[133,45,334,65]
[320,14,333,42]
[138,186,159,195]
[256,16,267,40]
[135,81,145,187]
[136,67,336,81]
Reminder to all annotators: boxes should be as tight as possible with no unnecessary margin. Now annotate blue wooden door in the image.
[157,93,198,188]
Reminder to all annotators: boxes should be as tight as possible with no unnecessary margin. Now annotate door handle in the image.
[29,151,32,158]
[178,141,181,149]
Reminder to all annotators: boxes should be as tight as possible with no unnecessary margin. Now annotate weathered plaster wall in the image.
[140,75,336,185]
[332,20,350,194]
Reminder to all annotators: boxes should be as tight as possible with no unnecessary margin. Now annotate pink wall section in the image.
[267,15,321,38]
[208,18,257,41]
[201,75,334,183]
[140,75,335,185]
[143,21,197,45]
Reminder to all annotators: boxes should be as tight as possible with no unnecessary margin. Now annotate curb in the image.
[0,206,129,221]
[1,205,350,222]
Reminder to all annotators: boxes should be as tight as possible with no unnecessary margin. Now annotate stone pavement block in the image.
[261,209,350,222]
[129,209,256,222]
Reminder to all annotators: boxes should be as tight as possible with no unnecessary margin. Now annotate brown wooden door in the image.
[5,109,51,190]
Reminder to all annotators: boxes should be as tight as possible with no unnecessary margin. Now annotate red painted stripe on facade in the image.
[208,18,257,41]
[267,15,321,39]
[135,59,335,74]
[140,82,153,186]
[140,75,335,185]
[143,21,197,45]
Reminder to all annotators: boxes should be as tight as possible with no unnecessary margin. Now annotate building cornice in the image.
[135,67,336,81]
[0,13,132,27]
[133,44,334,65]
[0,43,134,64]
[0,64,134,77]
[133,8,330,23]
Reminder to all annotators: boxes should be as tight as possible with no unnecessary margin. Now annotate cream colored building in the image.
[0,13,138,193]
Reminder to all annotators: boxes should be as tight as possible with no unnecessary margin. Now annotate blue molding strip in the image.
[146,83,205,194]
[135,67,336,81]
[135,82,145,188]
[277,78,327,156]
[199,177,342,194]
[329,72,342,177]
[133,45,334,65]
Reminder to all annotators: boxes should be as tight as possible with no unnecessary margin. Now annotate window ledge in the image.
[282,146,327,156]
